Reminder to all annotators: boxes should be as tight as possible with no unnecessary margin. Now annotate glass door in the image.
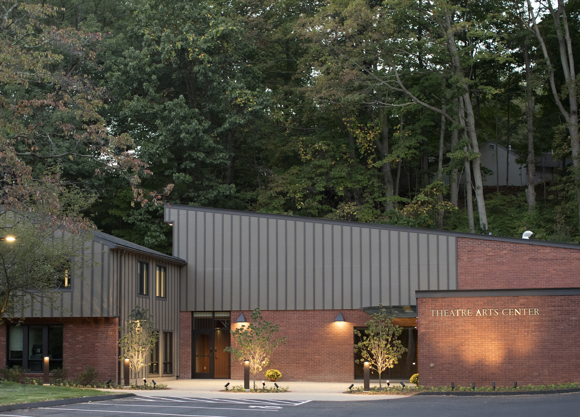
[193,331,213,378]
[192,312,231,379]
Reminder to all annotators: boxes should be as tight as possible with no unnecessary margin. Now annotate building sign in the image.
[429,308,540,317]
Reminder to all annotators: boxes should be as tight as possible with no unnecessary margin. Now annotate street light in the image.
[0,236,15,242]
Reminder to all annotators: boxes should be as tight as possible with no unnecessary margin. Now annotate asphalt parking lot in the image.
[2,392,580,417]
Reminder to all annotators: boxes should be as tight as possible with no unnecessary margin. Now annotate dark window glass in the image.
[193,312,213,329]
[156,266,166,298]
[150,338,159,374]
[138,262,149,295]
[8,325,63,372]
[163,332,173,374]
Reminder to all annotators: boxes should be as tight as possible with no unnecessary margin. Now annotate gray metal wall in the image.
[165,205,458,312]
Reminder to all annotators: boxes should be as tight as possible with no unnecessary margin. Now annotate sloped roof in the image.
[94,231,186,265]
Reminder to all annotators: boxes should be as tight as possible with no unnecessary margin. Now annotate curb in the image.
[0,393,136,413]
[415,388,580,396]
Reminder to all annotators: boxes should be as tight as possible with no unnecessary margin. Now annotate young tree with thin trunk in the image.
[225,308,286,390]
[354,305,407,388]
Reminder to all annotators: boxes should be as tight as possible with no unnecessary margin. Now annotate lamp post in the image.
[0,236,15,242]
[243,360,250,391]
[363,361,370,392]
[43,357,50,385]
[124,359,130,386]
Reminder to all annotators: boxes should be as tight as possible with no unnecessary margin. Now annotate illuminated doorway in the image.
[192,312,231,379]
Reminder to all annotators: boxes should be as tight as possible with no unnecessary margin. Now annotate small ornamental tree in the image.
[225,308,286,389]
[118,307,159,385]
[354,305,407,388]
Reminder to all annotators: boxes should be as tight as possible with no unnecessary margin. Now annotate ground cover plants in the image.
[226,385,290,393]
[347,382,580,395]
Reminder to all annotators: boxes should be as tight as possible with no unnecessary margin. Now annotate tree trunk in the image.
[495,97,500,193]
[437,108,446,228]
[376,91,395,211]
[523,41,536,211]
[445,15,488,231]
[458,99,475,233]
[450,129,459,207]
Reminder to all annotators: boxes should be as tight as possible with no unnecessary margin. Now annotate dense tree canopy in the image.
[3,0,580,252]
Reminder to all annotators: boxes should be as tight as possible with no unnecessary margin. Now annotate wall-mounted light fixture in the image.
[236,313,247,323]
[0,236,15,242]
[334,312,345,322]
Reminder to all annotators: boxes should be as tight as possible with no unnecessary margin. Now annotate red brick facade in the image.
[1,317,118,383]
[457,237,580,290]
[418,295,580,387]
[179,311,192,379]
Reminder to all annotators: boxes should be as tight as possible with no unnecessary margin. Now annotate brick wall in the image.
[457,238,580,289]
[0,317,118,383]
[179,311,192,379]
[228,310,413,383]
[417,295,580,387]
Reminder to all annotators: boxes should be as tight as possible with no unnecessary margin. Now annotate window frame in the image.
[137,261,149,296]
[149,334,160,375]
[56,260,72,291]
[162,331,173,375]
[155,265,167,299]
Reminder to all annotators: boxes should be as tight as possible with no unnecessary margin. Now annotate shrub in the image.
[0,365,27,383]
[264,369,282,381]
[51,367,68,382]
[410,373,419,384]
[77,367,99,386]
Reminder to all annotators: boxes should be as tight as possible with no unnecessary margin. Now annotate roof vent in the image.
[522,231,533,239]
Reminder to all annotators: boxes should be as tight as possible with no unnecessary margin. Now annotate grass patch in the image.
[0,381,109,406]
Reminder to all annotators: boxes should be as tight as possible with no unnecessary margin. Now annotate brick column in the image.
[179,312,192,379]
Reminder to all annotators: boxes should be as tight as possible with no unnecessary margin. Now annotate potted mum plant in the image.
[264,369,282,382]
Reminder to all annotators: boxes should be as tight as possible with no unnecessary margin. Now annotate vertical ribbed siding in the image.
[167,207,458,311]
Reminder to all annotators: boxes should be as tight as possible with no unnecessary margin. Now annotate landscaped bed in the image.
[0,381,109,406]
[346,382,580,395]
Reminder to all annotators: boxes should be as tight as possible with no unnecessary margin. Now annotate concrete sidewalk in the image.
[102,379,413,401]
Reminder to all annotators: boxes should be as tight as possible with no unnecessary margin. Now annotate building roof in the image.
[94,231,187,265]
[165,204,580,251]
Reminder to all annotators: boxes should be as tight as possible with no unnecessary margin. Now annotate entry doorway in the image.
[192,312,231,379]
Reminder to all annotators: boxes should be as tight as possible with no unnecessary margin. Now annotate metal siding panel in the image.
[360,228,371,307]
[418,234,429,291]
[231,215,241,311]
[438,235,448,290]
[449,236,458,290]
[277,220,286,310]
[205,213,215,311]
[223,214,233,310]
[332,225,342,309]
[241,216,251,309]
[287,221,296,310]
[322,224,332,309]
[343,227,352,309]
[303,222,315,309]
[314,223,323,309]
[295,222,306,310]
[214,213,223,310]
[390,231,399,306]
[399,232,411,305]
[178,210,188,264]
[249,217,259,309]
[429,234,438,290]
[380,230,390,306]
[370,229,380,307]
[93,241,102,317]
[258,217,268,310]
[195,212,205,309]
[268,219,277,310]
[351,228,361,309]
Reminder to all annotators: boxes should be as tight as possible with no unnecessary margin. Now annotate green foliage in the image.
[76,367,98,386]
[354,305,407,388]
[50,367,69,383]
[264,369,282,381]
[118,307,159,386]
[410,373,419,384]
[225,308,286,389]
[0,366,27,383]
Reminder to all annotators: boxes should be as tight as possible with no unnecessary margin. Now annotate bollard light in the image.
[363,361,370,392]
[43,357,50,385]
[124,359,130,386]
[225,382,230,390]
[243,360,250,390]
[143,378,147,386]
[262,380,266,389]
[387,380,390,387]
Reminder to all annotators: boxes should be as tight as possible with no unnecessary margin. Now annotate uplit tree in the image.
[118,307,159,386]
[225,308,286,389]
[354,305,407,388]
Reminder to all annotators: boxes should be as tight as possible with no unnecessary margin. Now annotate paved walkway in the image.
[102,379,413,401]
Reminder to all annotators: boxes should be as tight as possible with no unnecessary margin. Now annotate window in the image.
[7,325,63,372]
[138,262,149,295]
[56,261,71,289]
[149,338,159,374]
[156,266,166,298]
[163,332,173,374]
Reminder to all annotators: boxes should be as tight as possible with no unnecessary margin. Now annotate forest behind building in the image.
[2,0,580,254]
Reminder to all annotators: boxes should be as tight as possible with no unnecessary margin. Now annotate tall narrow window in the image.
[163,332,173,374]
[8,326,23,368]
[150,338,159,374]
[138,262,149,295]
[156,266,166,298]
[55,260,71,289]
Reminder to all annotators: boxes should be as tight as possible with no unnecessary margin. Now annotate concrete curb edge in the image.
[0,393,136,412]
[415,388,580,396]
